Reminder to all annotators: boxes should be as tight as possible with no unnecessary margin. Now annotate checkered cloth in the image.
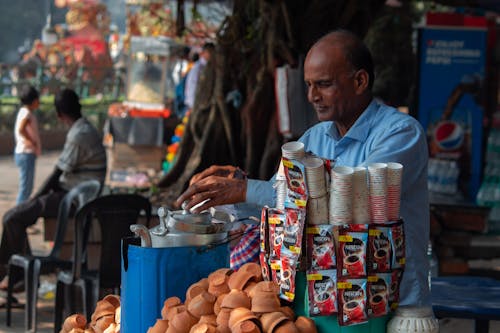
[230,224,260,269]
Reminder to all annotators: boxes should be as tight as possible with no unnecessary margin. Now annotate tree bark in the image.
[157,0,387,206]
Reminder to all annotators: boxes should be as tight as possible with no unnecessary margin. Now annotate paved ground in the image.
[0,151,499,332]
[0,151,60,333]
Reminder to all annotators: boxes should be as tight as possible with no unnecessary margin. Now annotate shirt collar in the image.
[328,99,379,142]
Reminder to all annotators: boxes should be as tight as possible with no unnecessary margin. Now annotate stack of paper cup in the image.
[281,141,305,161]
[275,175,287,210]
[352,166,370,224]
[368,163,388,223]
[304,156,329,225]
[307,196,329,225]
[330,166,354,225]
[303,156,327,198]
[276,141,305,210]
[387,162,403,221]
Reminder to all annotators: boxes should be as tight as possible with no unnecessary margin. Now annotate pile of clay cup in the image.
[59,294,121,333]
[147,262,318,333]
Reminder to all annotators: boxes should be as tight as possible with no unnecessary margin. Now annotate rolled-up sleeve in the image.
[246,179,275,208]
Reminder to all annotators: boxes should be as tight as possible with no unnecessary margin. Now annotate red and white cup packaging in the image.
[282,208,306,259]
[283,157,308,210]
[259,252,271,282]
[337,225,368,278]
[268,208,285,261]
[307,269,338,316]
[389,220,406,269]
[279,253,297,302]
[259,207,269,254]
[337,278,368,326]
[389,269,404,310]
[367,273,391,318]
[306,225,336,270]
[368,225,392,273]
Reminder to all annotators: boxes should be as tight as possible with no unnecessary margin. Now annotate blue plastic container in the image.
[121,237,229,333]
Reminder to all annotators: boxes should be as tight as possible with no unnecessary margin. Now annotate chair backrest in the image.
[50,180,101,258]
[73,193,152,289]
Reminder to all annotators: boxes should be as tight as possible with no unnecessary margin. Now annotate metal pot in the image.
[130,207,231,248]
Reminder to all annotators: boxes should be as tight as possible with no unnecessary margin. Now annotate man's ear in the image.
[354,69,369,94]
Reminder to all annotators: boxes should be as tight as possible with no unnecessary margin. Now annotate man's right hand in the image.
[189,165,247,185]
[176,165,248,213]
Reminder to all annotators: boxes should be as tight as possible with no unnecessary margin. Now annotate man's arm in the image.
[32,166,63,198]
[176,165,275,213]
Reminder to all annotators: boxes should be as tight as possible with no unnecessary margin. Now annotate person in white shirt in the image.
[13,85,41,204]
[184,42,215,110]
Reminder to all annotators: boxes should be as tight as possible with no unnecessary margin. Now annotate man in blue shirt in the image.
[176,30,430,307]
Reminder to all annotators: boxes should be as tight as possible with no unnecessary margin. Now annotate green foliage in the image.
[0,94,119,133]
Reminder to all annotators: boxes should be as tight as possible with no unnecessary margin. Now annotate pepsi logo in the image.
[433,121,464,151]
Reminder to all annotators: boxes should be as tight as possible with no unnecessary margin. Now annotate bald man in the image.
[176,29,430,307]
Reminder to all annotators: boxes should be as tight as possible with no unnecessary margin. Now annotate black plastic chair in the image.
[53,193,151,333]
[6,179,101,333]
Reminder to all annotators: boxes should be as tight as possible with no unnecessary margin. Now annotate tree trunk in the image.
[157,0,387,206]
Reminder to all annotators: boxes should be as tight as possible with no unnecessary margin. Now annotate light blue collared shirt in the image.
[246,99,430,306]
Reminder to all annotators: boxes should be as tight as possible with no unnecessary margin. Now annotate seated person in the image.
[176,30,430,307]
[0,88,106,290]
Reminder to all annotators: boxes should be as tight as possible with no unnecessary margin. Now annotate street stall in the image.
[59,140,439,333]
[103,34,184,190]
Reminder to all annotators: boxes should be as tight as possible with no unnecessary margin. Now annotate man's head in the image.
[304,30,374,132]
[54,88,82,122]
[19,85,39,109]
[200,42,215,62]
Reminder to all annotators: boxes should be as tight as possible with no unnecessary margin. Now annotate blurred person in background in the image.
[14,85,41,204]
[0,89,106,292]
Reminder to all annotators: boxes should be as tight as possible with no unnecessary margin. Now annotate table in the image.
[431,276,500,333]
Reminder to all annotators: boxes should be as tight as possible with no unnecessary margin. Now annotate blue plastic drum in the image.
[121,237,229,333]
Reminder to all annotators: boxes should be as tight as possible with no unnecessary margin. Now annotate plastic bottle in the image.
[435,160,446,193]
[427,159,437,192]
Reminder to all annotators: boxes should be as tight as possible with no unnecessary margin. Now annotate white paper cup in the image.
[385,162,402,221]
[352,166,369,224]
[307,195,329,225]
[330,166,354,224]
[304,156,327,198]
[274,178,287,210]
[282,141,305,160]
[387,162,403,187]
[368,163,387,197]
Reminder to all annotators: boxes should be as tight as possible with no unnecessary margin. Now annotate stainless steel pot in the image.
[130,207,231,248]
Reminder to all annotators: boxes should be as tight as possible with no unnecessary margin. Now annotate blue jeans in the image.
[14,153,36,204]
